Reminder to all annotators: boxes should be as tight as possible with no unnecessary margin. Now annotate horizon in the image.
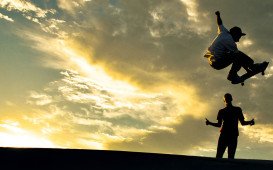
[0,0,273,160]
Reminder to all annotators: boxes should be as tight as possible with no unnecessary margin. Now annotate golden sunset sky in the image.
[0,0,273,159]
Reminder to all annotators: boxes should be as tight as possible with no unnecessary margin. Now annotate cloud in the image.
[10,0,212,90]
[107,115,216,155]
[0,0,63,36]
[27,91,53,106]
[180,0,211,34]
[23,68,207,149]
[57,0,90,13]
[0,0,55,18]
[0,12,14,22]
[47,0,213,91]
[241,124,273,143]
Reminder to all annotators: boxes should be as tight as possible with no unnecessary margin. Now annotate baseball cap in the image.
[230,26,246,36]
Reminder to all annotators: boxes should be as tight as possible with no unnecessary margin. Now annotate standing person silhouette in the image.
[205,93,255,159]
[204,11,263,83]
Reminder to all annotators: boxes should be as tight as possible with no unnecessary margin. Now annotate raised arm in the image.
[240,118,255,126]
[206,118,222,128]
[215,11,222,26]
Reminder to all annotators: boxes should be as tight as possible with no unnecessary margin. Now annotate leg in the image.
[216,134,227,158]
[227,51,254,81]
[236,51,254,71]
[209,56,233,70]
[227,137,238,159]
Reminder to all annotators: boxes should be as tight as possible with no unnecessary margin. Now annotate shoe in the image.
[227,73,241,82]
[248,63,263,72]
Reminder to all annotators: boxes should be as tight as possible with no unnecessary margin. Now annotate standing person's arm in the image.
[215,11,222,26]
[240,118,255,126]
[206,118,222,128]
[238,108,255,126]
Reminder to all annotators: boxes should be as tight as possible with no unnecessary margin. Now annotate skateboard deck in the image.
[232,61,269,86]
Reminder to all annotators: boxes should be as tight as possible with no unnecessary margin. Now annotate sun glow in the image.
[15,32,209,150]
[0,122,56,148]
[0,132,55,148]
[62,47,137,95]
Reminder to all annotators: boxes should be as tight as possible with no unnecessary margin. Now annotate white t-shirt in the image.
[206,25,238,59]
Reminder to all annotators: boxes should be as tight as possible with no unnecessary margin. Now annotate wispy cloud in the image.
[57,0,90,13]
[12,9,209,149]
[241,125,273,143]
[0,0,64,36]
[27,91,53,106]
[0,0,55,18]
[23,66,207,149]
[0,12,14,22]
[179,0,211,34]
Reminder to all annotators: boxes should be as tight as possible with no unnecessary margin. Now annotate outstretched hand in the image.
[215,11,220,16]
[250,119,255,126]
[205,118,210,125]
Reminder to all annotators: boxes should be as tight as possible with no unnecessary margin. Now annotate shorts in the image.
[207,55,233,70]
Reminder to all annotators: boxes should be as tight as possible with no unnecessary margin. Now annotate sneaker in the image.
[227,73,241,83]
[248,63,263,72]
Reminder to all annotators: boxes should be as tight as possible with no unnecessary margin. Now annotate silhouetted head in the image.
[229,26,246,42]
[223,93,233,105]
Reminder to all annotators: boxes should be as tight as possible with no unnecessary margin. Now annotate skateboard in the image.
[232,61,269,86]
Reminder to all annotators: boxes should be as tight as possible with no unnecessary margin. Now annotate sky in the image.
[0,0,273,160]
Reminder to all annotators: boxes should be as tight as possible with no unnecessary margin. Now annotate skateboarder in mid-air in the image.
[204,11,266,83]
[205,93,255,159]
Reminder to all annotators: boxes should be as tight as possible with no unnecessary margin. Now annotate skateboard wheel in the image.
[241,82,244,86]
[262,72,265,75]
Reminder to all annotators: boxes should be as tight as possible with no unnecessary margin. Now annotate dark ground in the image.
[0,147,273,170]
